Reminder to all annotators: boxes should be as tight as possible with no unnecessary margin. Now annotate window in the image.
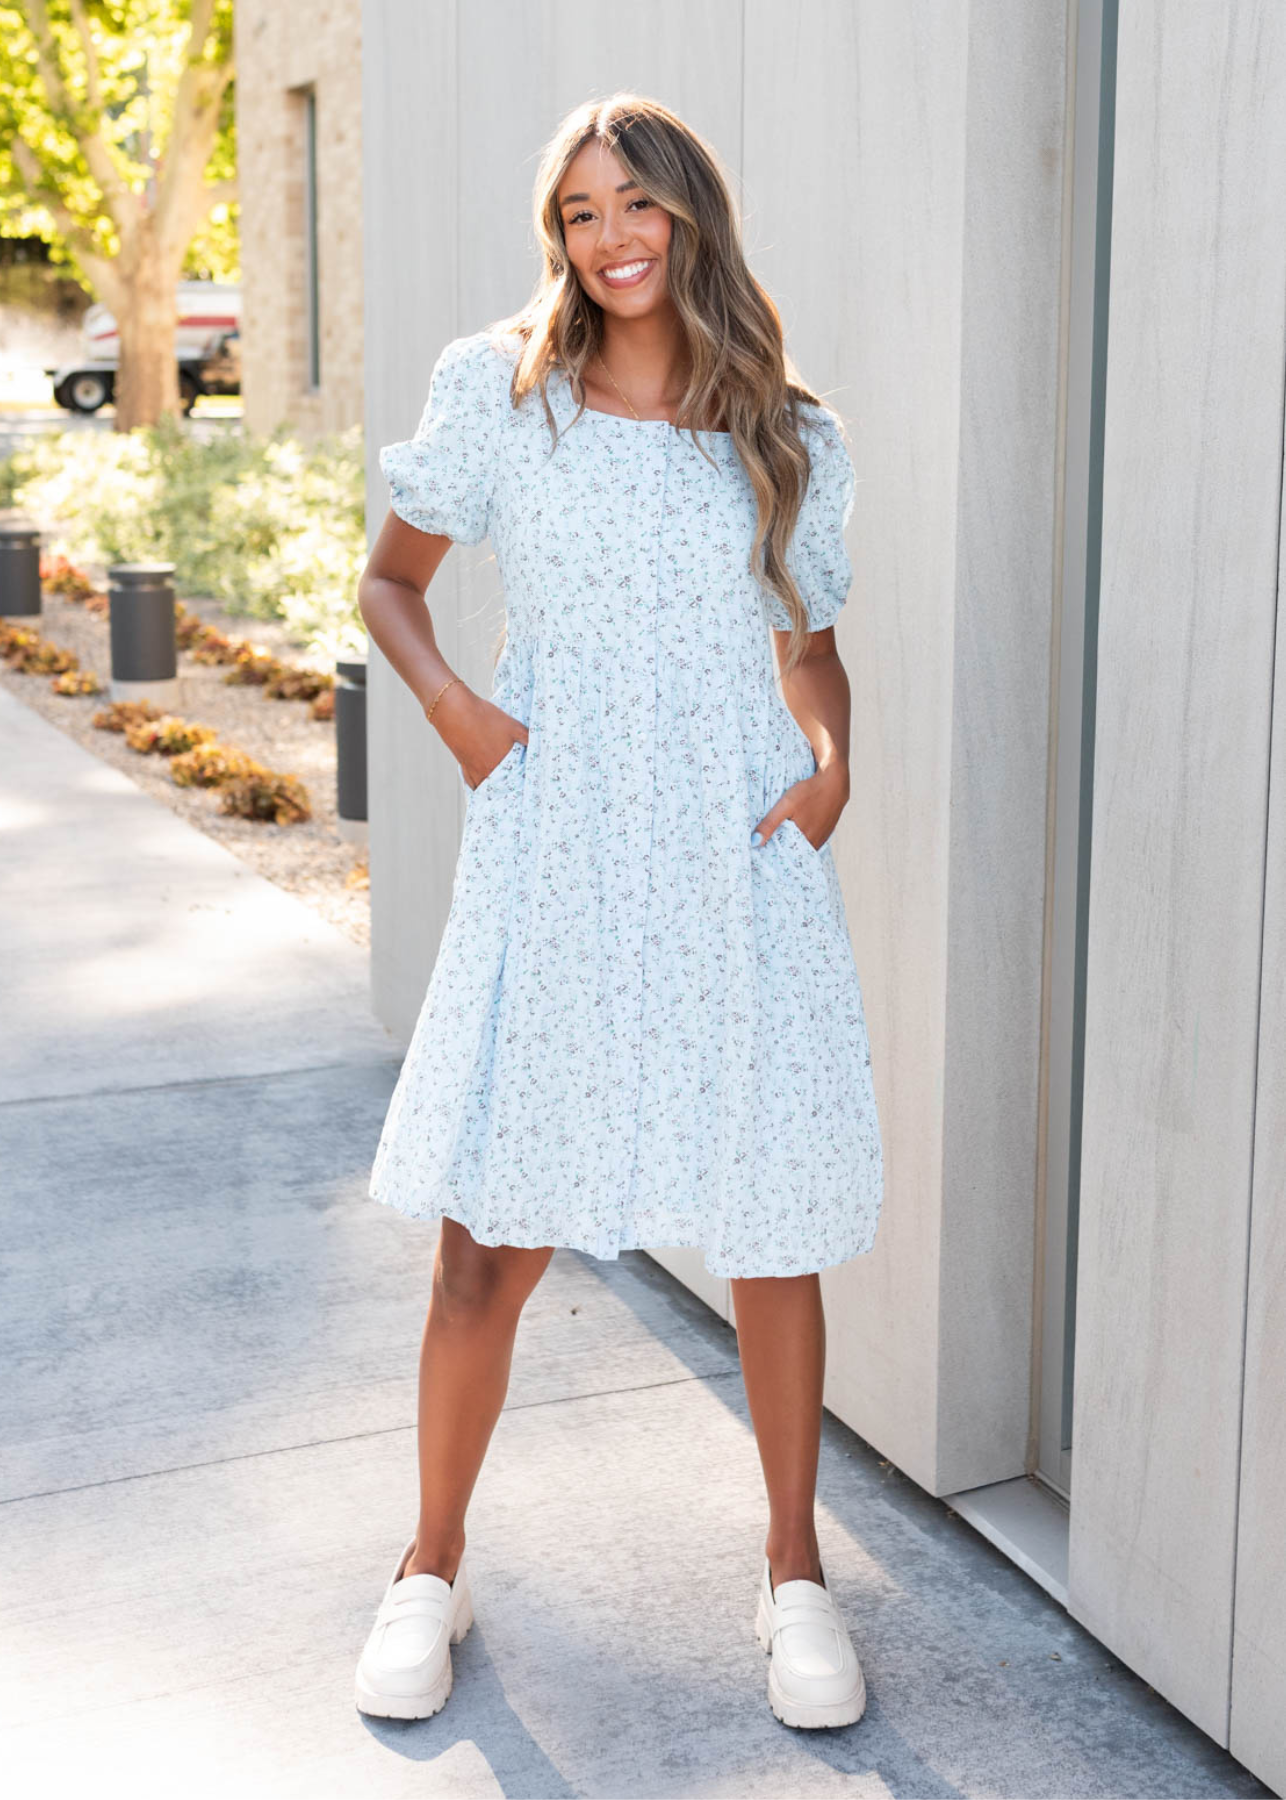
[302,85,320,391]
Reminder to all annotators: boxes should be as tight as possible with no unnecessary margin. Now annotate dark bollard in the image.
[108,562,181,705]
[0,519,42,620]
[335,658,368,838]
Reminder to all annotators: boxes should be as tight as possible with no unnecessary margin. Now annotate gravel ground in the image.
[1,581,371,947]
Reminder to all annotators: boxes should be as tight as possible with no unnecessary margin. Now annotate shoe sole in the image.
[755,1593,867,1729]
[354,1590,475,1720]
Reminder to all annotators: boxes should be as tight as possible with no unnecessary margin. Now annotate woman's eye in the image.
[566,198,653,226]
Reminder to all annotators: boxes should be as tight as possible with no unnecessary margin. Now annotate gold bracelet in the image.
[426,674,461,722]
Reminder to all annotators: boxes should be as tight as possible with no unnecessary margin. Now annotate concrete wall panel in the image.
[938,0,1067,1492]
[1069,0,1286,1746]
[742,0,960,1492]
[361,0,463,1040]
[1229,381,1286,1793]
[742,1,1065,1493]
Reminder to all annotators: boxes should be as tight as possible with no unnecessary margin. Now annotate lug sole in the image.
[756,1591,868,1729]
[354,1590,474,1720]
[450,1592,475,1644]
[354,1668,453,1721]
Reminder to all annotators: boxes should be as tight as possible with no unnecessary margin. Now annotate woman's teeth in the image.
[601,260,653,285]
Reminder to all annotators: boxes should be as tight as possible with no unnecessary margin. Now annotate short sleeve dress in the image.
[367,328,884,1279]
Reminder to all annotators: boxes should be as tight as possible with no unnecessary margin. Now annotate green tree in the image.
[0,1,236,429]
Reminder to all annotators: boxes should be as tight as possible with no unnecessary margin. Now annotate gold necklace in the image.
[595,351,643,420]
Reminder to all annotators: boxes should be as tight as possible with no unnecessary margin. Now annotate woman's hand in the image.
[751,760,850,851]
[759,624,854,849]
[429,683,529,789]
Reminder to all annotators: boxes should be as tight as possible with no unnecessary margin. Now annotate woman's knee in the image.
[433,1219,553,1321]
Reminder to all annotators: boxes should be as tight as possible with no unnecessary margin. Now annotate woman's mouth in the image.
[598,258,657,289]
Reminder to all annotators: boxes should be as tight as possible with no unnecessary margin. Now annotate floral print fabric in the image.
[368,328,883,1277]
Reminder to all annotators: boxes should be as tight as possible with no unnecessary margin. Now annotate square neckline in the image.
[554,368,732,437]
[582,410,733,438]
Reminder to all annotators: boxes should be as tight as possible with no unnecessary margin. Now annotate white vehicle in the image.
[45,281,242,415]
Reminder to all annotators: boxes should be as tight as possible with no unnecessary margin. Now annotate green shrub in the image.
[0,416,368,664]
[0,454,22,509]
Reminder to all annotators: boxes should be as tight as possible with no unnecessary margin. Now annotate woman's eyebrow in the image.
[559,180,640,206]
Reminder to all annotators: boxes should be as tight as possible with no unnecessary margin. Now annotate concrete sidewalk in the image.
[0,687,1271,1800]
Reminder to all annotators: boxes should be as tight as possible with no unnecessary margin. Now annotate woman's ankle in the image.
[765,1535,823,1588]
[405,1530,466,1584]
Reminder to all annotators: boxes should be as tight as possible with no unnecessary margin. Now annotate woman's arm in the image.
[752,625,852,849]
[357,511,529,789]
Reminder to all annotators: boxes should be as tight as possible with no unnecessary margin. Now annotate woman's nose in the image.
[601,209,631,250]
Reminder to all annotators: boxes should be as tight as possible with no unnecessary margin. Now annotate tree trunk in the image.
[112,242,184,432]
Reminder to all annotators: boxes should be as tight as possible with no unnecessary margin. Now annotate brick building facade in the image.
[233,0,363,436]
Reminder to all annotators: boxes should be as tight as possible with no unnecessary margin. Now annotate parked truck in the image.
[45,281,242,415]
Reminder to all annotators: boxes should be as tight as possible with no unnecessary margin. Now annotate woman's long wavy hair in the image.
[489,92,846,672]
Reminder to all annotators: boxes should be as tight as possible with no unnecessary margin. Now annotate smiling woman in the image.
[353,91,881,1735]
[554,140,725,428]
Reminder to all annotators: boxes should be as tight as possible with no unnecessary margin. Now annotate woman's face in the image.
[556,139,673,318]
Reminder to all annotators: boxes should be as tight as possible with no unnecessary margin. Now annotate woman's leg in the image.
[404,1218,555,1582]
[729,1272,826,1588]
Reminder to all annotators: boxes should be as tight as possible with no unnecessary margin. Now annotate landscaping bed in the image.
[1,573,371,946]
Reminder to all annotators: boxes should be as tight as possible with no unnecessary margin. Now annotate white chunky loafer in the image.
[355,1538,474,1720]
[755,1556,867,1728]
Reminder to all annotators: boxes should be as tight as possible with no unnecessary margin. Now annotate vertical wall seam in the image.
[934,0,978,1490]
[1225,201,1286,1758]
[454,0,461,339]
[452,0,465,842]
[1062,0,1118,1474]
[1027,0,1082,1479]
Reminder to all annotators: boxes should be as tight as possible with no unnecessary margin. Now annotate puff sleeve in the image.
[766,406,857,632]
[378,333,502,546]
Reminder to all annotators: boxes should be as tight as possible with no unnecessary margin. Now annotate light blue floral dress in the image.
[367,328,883,1278]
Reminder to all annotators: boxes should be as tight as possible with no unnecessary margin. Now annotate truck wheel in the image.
[179,372,199,415]
[63,371,112,414]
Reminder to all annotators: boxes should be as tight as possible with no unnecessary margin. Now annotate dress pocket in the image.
[454,736,527,909]
[779,816,824,857]
[466,737,526,799]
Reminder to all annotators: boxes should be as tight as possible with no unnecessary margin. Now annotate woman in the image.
[354,93,883,1731]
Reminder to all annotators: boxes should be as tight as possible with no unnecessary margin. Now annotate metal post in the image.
[335,657,368,846]
[108,563,182,708]
[0,519,43,620]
